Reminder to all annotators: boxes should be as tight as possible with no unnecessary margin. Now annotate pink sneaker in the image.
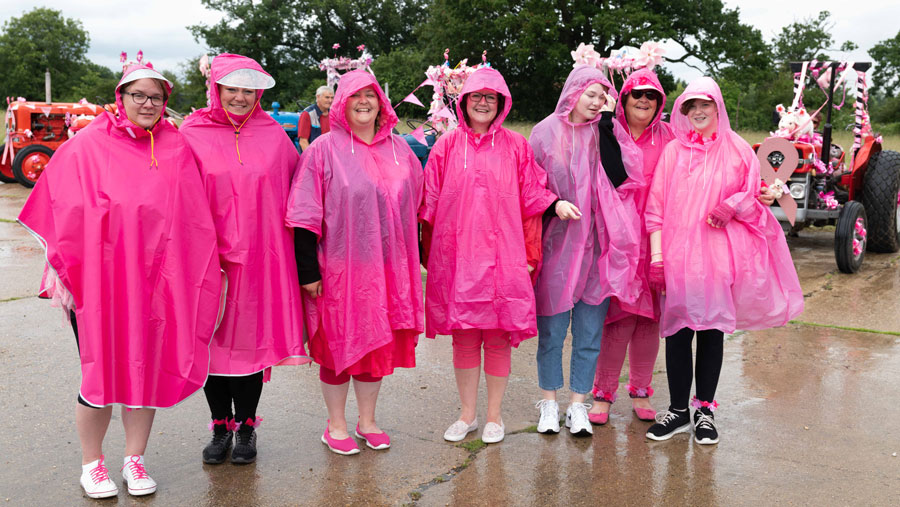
[321,421,360,455]
[355,424,391,450]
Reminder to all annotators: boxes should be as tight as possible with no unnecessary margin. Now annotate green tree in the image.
[189,0,425,108]
[771,11,857,65]
[0,7,91,101]
[869,30,900,96]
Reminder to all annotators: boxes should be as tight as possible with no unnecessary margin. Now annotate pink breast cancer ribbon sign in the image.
[757,137,799,225]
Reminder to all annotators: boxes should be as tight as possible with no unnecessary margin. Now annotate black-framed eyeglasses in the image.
[123,92,165,107]
[469,92,498,104]
[630,89,660,101]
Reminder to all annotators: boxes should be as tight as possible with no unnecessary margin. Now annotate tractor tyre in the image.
[12,144,54,188]
[834,201,867,274]
[862,150,900,252]
[0,144,18,183]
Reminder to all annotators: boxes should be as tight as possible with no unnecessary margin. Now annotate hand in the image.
[648,261,665,294]
[707,202,736,228]
[555,200,582,221]
[600,91,616,113]
[527,264,535,274]
[758,184,775,206]
[302,280,322,298]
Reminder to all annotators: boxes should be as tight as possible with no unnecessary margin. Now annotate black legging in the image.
[665,327,724,410]
[203,372,264,424]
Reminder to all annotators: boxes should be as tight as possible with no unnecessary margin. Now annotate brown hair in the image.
[460,92,505,128]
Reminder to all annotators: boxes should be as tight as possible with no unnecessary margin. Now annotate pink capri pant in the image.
[451,329,512,377]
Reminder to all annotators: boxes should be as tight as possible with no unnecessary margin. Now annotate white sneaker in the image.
[566,403,593,436]
[443,418,478,442]
[535,399,560,434]
[121,455,157,496]
[80,456,118,499]
[481,421,505,444]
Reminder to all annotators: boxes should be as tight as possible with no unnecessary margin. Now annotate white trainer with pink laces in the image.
[121,455,157,496]
[80,455,118,499]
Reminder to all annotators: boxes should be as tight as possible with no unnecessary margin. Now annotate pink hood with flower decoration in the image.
[645,77,803,336]
[180,53,310,376]
[285,70,424,375]
[529,65,645,316]
[17,64,223,407]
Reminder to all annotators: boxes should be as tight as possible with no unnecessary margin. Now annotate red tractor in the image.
[754,62,900,273]
[1,99,107,187]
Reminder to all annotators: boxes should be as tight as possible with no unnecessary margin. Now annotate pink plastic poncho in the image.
[17,64,223,407]
[645,77,803,337]
[606,68,677,323]
[285,70,424,375]
[180,54,309,376]
[420,67,557,345]
[529,65,645,317]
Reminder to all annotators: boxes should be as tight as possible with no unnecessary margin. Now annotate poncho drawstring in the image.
[223,98,260,165]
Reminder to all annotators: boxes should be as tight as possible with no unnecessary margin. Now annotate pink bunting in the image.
[410,126,427,145]
[402,93,425,107]
[41,107,52,117]
[436,106,454,119]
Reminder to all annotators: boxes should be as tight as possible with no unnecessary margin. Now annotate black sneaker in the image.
[645,408,691,441]
[202,430,233,464]
[693,408,719,445]
[231,427,257,464]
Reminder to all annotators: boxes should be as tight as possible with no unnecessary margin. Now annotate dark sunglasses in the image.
[629,89,660,101]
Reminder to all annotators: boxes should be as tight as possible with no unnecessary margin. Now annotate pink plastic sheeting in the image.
[645,77,804,337]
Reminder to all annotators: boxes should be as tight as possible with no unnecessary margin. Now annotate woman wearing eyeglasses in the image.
[587,68,675,426]
[528,65,644,436]
[18,64,223,498]
[421,67,576,444]
[180,54,308,465]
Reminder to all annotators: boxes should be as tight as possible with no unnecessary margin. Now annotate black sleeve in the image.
[294,228,321,285]
[597,111,628,188]
[543,198,560,220]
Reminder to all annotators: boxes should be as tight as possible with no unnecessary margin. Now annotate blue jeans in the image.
[536,299,610,394]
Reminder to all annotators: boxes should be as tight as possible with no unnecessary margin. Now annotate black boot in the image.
[231,419,259,464]
[202,419,233,464]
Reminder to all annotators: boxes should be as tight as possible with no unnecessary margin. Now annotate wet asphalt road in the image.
[0,181,898,506]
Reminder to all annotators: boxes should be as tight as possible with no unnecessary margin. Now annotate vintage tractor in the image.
[2,99,107,187]
[267,101,304,152]
[754,62,900,273]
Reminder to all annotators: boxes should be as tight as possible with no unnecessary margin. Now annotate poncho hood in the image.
[329,70,399,146]
[113,64,173,139]
[204,53,276,127]
[554,65,617,127]
[671,77,731,151]
[455,67,512,136]
[615,68,667,138]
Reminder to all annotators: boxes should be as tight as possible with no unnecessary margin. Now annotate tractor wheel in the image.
[12,145,54,188]
[862,150,900,252]
[0,144,18,183]
[834,201,867,274]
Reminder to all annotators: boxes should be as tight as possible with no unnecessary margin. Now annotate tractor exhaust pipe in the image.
[45,69,51,103]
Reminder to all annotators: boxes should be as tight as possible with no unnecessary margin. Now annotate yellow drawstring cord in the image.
[223,98,261,165]
[148,129,159,169]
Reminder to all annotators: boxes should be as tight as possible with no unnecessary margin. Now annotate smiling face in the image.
[624,89,659,131]
[344,86,380,134]
[684,98,718,136]
[218,85,257,115]
[465,88,499,133]
[569,83,608,124]
[122,78,165,130]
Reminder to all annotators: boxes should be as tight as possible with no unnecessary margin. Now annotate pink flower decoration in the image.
[24,129,33,138]
[136,50,143,63]
[198,54,210,78]
[119,51,127,63]
[17,97,26,102]
[332,43,340,50]
[571,42,602,69]
[634,41,665,70]
[357,44,365,51]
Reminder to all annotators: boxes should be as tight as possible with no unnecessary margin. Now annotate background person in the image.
[17,64,222,498]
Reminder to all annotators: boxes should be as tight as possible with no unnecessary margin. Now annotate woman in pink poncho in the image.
[286,70,424,455]
[180,54,309,465]
[644,77,803,445]
[529,65,645,437]
[588,68,675,425]
[17,65,223,498]
[421,67,576,444]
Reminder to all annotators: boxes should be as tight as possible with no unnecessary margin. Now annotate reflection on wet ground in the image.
[1,181,898,504]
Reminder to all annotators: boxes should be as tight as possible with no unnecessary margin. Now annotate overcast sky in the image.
[0,0,896,82]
